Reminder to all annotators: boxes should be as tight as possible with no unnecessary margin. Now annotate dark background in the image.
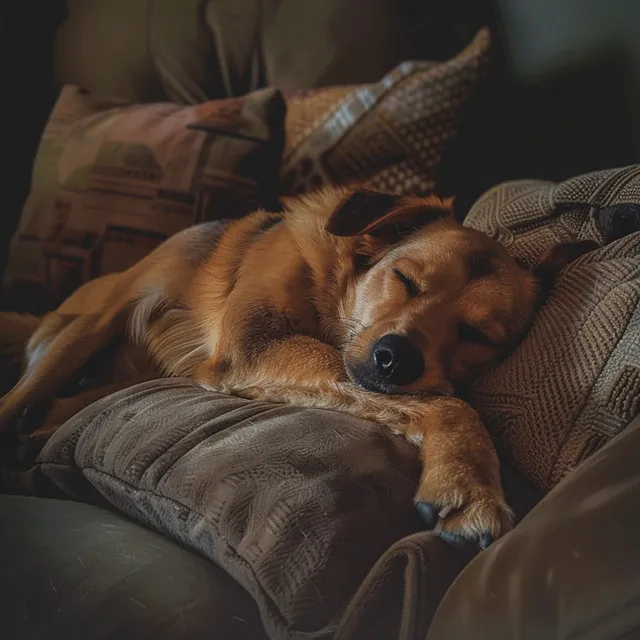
[4,0,638,271]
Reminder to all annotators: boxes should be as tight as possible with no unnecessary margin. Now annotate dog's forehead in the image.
[393,224,513,272]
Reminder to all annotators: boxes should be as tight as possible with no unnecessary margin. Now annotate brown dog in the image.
[0,187,595,547]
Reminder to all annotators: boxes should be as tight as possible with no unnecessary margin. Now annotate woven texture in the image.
[466,165,640,491]
[280,28,490,196]
[5,86,285,314]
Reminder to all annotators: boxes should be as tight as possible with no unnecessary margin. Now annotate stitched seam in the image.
[50,463,335,638]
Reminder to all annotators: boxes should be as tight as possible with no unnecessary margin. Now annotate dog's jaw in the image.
[344,355,455,398]
[345,359,397,394]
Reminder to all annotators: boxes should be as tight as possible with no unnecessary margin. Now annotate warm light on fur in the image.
[0,187,595,546]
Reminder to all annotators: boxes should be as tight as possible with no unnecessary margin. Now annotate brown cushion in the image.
[426,412,640,640]
[4,86,285,313]
[466,166,640,492]
[31,378,425,640]
[279,29,490,197]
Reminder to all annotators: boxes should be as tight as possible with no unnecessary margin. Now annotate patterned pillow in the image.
[280,28,490,197]
[466,165,640,492]
[5,86,285,313]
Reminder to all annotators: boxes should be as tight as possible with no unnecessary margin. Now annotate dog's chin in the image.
[345,363,453,397]
[350,373,397,394]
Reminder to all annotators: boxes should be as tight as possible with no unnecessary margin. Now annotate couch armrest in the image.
[427,412,640,640]
[0,495,267,640]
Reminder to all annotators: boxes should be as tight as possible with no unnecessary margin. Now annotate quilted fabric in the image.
[280,28,490,196]
[466,165,640,491]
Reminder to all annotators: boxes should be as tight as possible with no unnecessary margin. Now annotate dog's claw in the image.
[414,476,512,550]
[416,502,495,548]
[416,502,438,529]
[479,533,494,549]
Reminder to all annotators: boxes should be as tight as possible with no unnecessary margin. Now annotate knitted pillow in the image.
[466,165,640,491]
[280,28,490,197]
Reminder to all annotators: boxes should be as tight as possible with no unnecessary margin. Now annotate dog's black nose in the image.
[372,334,424,386]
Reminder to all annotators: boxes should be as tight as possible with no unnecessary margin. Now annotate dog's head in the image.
[325,188,596,396]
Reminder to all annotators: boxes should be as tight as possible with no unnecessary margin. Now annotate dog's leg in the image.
[198,336,512,546]
[0,311,127,432]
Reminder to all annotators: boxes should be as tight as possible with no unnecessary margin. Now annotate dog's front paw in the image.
[414,469,513,549]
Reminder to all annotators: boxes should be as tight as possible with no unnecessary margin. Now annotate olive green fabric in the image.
[0,494,268,640]
[54,0,242,103]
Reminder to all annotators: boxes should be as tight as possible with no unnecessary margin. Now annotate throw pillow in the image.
[31,378,424,640]
[466,165,640,491]
[279,28,490,197]
[4,85,285,313]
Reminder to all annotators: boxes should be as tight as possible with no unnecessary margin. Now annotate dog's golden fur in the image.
[0,187,595,545]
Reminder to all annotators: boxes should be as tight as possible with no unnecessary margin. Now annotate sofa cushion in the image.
[31,378,426,640]
[0,494,268,640]
[4,85,284,313]
[280,28,490,197]
[426,412,640,640]
[466,165,640,492]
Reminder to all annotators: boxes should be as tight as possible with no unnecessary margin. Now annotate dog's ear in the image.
[532,239,599,301]
[325,189,454,241]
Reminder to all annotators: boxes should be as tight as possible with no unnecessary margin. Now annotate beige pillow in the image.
[467,165,640,491]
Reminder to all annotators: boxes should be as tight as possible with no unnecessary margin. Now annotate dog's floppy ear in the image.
[325,188,454,241]
[532,239,599,301]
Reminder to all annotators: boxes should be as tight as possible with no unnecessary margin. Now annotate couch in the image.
[3,2,640,639]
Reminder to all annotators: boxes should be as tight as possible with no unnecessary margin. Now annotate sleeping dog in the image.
[0,188,598,547]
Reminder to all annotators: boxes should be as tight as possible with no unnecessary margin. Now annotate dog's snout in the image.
[372,334,424,386]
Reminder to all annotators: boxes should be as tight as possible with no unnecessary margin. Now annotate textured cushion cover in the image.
[280,29,490,197]
[465,165,640,491]
[4,85,284,313]
[32,379,425,640]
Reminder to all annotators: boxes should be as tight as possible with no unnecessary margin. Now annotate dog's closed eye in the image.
[393,269,420,297]
[458,323,494,346]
